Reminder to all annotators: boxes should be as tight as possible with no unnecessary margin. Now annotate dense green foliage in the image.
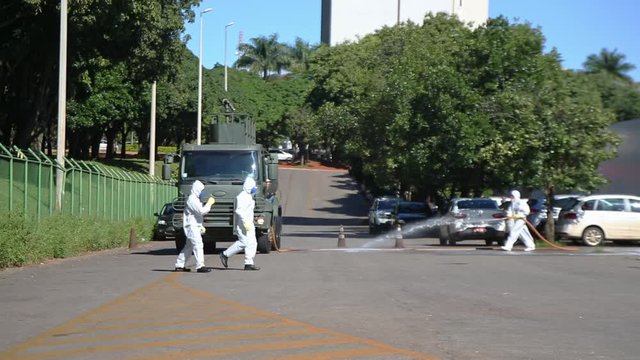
[0,213,154,269]
[1,0,201,158]
[305,15,624,241]
[2,4,639,244]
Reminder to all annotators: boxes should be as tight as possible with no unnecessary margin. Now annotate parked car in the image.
[368,196,400,234]
[394,201,432,222]
[555,194,640,246]
[393,201,433,237]
[528,194,586,234]
[526,198,547,232]
[269,149,293,162]
[439,198,507,246]
[153,202,177,240]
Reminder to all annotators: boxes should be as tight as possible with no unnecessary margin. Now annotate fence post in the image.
[40,150,56,216]
[0,144,14,213]
[11,146,30,216]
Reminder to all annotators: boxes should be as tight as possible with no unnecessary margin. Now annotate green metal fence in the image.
[0,143,175,222]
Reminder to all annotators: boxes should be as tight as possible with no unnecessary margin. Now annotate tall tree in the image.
[235,34,291,78]
[0,0,200,150]
[288,37,318,74]
[583,48,636,82]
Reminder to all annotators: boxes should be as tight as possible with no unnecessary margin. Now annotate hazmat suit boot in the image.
[196,267,212,273]
[219,253,228,268]
[244,264,260,271]
[174,267,191,272]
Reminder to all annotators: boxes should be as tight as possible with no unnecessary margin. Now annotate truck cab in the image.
[164,102,282,253]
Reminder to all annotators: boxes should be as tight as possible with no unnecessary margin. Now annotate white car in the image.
[555,194,640,246]
[439,197,507,246]
[269,149,293,162]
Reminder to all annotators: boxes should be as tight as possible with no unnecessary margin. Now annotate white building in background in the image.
[321,0,489,46]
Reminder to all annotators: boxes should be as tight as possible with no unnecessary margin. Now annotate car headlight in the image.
[157,220,166,225]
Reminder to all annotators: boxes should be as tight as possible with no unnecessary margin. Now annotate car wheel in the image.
[484,239,493,246]
[582,226,605,246]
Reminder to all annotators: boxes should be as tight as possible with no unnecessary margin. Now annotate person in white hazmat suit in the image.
[501,190,536,252]
[174,180,215,273]
[219,176,260,271]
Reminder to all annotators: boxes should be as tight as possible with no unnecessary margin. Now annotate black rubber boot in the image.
[219,253,228,268]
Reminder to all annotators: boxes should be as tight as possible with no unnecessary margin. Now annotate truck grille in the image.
[171,195,266,228]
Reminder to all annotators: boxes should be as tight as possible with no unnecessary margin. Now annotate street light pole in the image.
[197,7,213,145]
[56,0,68,211]
[224,22,235,92]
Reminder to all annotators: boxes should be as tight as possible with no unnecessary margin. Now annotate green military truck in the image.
[162,100,282,253]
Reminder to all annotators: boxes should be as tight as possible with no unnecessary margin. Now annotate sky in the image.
[184,0,640,81]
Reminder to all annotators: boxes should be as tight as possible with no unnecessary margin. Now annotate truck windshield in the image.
[181,150,258,180]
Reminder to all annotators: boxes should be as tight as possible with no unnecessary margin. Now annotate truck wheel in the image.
[203,240,217,254]
[257,232,271,254]
[175,235,186,253]
[273,219,282,250]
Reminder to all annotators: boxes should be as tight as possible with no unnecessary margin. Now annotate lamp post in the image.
[197,7,213,145]
[224,21,235,92]
[56,0,68,211]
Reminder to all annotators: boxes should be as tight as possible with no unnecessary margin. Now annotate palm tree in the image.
[288,37,318,73]
[235,34,291,78]
[583,48,636,82]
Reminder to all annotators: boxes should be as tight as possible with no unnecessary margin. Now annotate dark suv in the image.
[153,202,177,240]
[368,197,400,234]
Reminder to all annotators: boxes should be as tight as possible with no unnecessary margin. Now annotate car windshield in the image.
[162,204,174,215]
[457,199,499,210]
[398,202,427,213]
[377,199,398,211]
[181,150,259,180]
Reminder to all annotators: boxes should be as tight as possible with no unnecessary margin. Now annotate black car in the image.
[393,201,434,237]
[153,202,177,240]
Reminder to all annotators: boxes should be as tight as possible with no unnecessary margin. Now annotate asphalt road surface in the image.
[1,167,640,359]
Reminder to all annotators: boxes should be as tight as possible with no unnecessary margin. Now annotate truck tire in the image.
[175,235,186,253]
[203,240,217,254]
[257,232,271,254]
[273,218,282,250]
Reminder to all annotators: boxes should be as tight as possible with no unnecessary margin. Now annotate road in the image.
[1,167,640,359]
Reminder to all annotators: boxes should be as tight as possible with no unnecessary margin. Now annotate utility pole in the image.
[55,0,68,211]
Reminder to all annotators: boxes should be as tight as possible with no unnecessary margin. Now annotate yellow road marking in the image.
[1,273,438,360]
